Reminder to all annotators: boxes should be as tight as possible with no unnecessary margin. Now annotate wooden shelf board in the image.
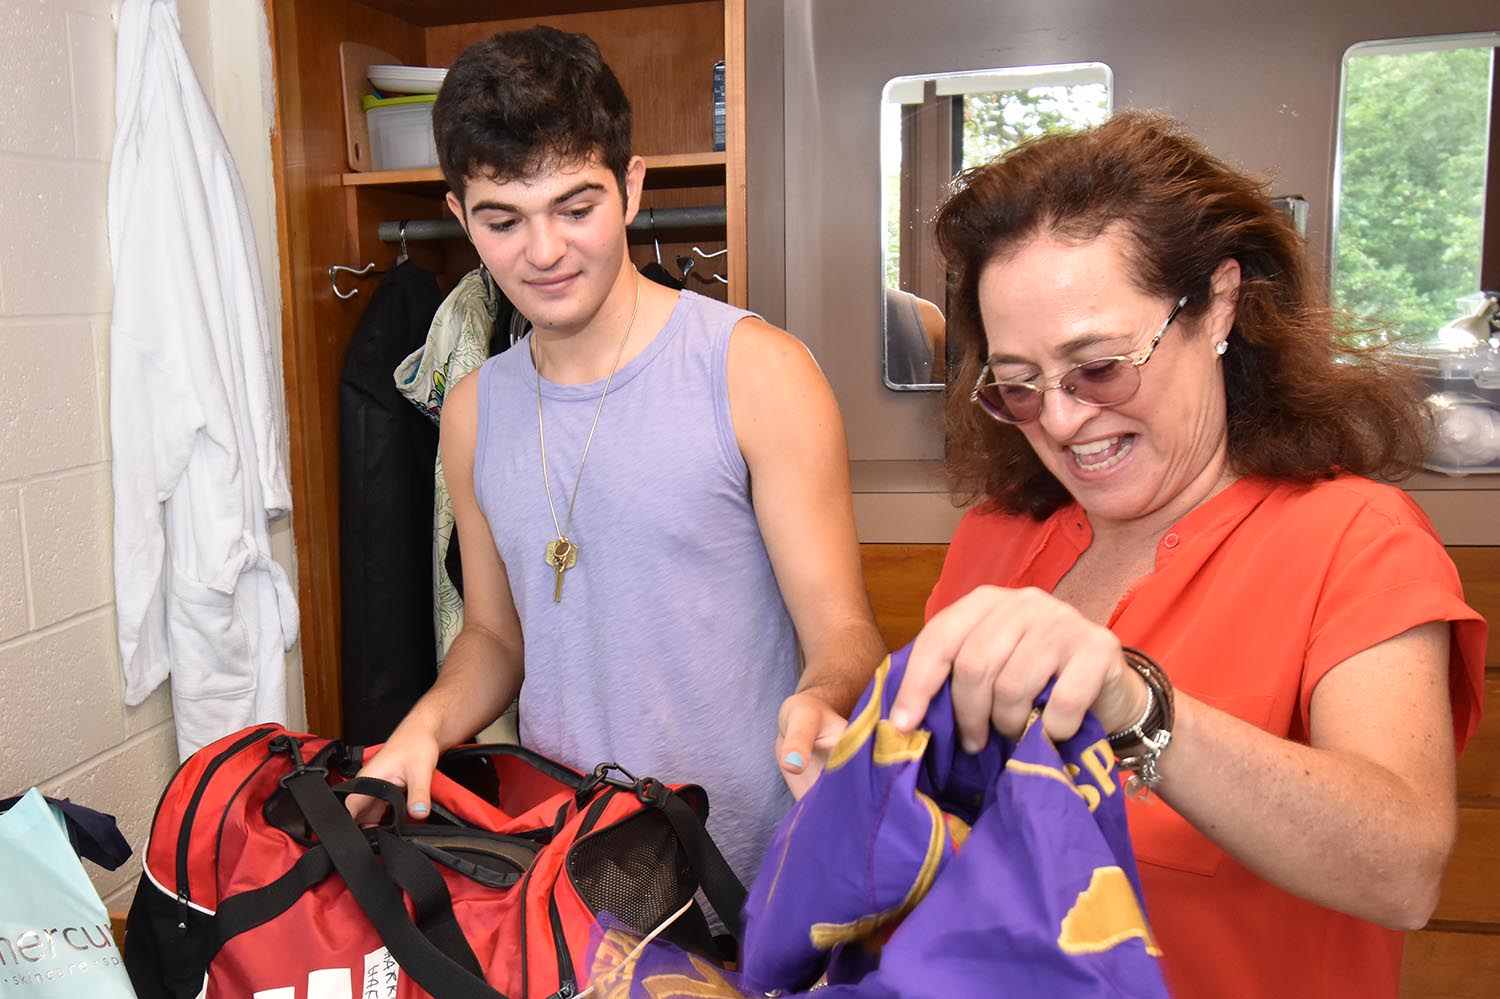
[342,166,445,187]
[341,151,727,190]
[353,0,709,28]
[645,150,727,171]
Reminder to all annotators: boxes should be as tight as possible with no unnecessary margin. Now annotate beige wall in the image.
[0,0,293,910]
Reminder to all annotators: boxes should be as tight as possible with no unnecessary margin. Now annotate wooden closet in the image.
[265,0,747,735]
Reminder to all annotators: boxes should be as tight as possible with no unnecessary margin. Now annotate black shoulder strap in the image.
[215,846,333,943]
[282,770,512,999]
[659,792,748,940]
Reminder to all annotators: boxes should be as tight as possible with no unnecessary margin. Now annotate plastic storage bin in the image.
[362,94,437,171]
[1425,392,1500,475]
[1394,341,1500,475]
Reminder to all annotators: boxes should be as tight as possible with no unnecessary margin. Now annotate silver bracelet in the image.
[1108,649,1175,797]
[1117,729,1173,797]
[1106,685,1155,751]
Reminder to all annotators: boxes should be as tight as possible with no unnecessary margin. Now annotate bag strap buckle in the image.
[574,762,636,807]
[592,762,638,789]
[270,734,329,789]
[633,777,669,809]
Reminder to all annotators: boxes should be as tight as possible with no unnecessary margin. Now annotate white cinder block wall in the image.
[0,0,299,911]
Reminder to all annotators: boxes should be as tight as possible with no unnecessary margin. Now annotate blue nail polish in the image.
[410,803,429,816]
[783,751,805,769]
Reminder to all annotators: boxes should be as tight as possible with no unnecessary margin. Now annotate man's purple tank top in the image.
[473,289,800,883]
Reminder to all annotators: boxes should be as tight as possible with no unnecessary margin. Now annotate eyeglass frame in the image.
[968,295,1191,424]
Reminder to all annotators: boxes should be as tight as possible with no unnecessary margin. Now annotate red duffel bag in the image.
[123,724,746,999]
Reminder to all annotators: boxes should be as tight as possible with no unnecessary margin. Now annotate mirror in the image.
[880,64,1113,390]
[1331,33,1498,342]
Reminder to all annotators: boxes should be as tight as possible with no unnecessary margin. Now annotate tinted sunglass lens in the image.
[979,384,1039,423]
[975,386,1007,421]
[1062,360,1137,406]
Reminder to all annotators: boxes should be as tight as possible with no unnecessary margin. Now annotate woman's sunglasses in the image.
[970,296,1190,424]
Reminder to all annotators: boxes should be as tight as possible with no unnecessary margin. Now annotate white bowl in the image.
[368,64,447,95]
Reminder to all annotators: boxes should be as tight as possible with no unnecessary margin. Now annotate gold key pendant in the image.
[545,537,578,602]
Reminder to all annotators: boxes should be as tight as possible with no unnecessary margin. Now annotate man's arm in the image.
[727,317,888,796]
[353,370,526,819]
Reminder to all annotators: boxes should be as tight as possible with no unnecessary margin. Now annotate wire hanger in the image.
[690,245,729,260]
[639,209,685,290]
[395,220,410,265]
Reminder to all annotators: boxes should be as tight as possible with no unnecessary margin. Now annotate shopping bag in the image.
[0,788,137,998]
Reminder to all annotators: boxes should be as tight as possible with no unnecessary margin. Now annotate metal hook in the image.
[328,262,377,299]
[397,221,409,263]
[675,253,727,286]
[691,245,729,260]
[649,208,662,265]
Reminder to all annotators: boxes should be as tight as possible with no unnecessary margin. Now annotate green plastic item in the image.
[361,93,438,111]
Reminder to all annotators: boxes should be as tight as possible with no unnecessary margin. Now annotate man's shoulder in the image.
[485,341,530,373]
[678,287,758,326]
[722,308,820,384]
[460,340,529,395]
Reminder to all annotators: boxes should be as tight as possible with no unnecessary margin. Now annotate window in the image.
[1331,35,1498,341]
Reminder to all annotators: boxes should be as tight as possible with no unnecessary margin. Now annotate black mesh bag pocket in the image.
[566,807,719,958]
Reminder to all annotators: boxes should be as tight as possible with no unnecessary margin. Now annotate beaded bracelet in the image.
[1106,648,1175,796]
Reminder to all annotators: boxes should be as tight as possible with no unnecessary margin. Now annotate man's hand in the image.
[775,688,850,799]
[347,729,441,825]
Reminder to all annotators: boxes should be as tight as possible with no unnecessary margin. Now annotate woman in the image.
[889,110,1487,998]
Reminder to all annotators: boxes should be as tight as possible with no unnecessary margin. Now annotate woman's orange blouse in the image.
[926,475,1487,999]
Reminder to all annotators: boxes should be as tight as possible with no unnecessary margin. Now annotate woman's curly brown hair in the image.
[934,109,1428,519]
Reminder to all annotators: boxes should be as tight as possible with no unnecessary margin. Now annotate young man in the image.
[356,26,886,885]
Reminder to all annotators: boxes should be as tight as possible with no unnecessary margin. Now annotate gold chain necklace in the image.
[534,274,641,602]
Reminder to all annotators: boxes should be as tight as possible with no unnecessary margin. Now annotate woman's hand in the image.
[889,585,1147,751]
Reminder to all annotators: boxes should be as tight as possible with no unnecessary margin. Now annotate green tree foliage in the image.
[961,84,1108,169]
[1333,46,1490,339]
[884,84,1108,287]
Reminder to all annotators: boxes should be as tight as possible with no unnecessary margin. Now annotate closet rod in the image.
[377,205,727,245]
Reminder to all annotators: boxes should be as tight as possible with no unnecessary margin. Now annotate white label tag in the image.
[361,947,401,999]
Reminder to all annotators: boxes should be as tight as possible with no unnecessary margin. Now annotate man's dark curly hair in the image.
[432,26,633,204]
[933,109,1427,519]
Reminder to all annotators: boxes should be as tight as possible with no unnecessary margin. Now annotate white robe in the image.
[107,0,298,759]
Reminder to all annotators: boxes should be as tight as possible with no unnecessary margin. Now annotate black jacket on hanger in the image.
[338,259,445,745]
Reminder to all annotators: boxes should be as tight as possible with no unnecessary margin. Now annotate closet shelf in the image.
[354,0,708,28]
[341,151,728,191]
